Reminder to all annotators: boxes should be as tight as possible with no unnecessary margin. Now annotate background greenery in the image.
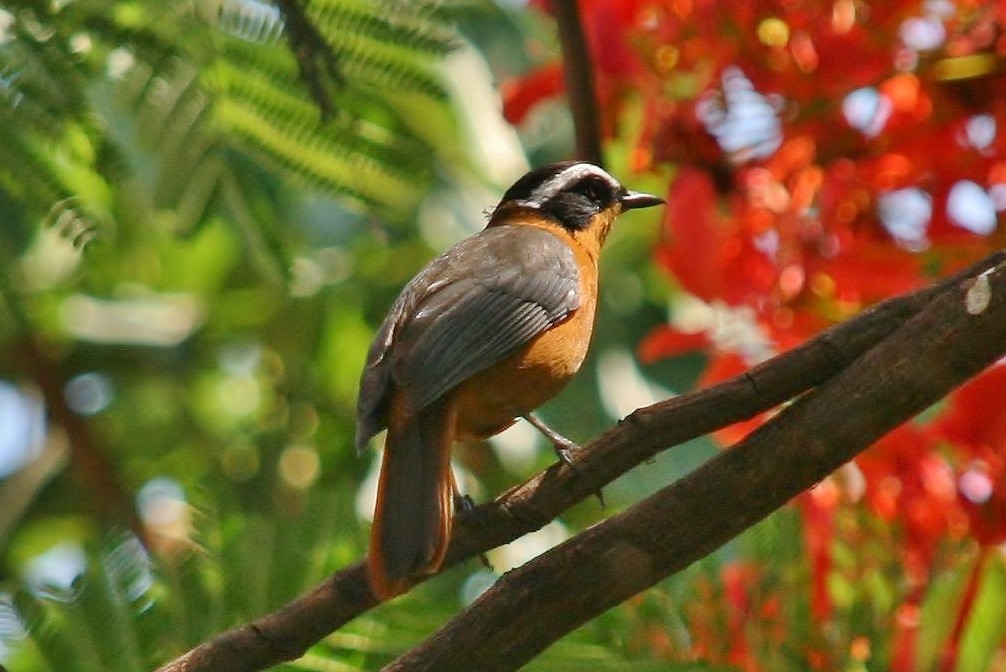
[0,1,701,669]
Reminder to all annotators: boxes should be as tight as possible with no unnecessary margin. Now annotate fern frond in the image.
[0,122,67,209]
[335,46,448,100]
[211,49,431,173]
[118,58,223,216]
[314,0,455,57]
[0,21,90,135]
[43,198,98,248]
[217,0,286,44]
[0,113,103,254]
[207,30,438,212]
[215,95,419,210]
[313,0,453,99]
[0,4,89,209]
[3,0,461,241]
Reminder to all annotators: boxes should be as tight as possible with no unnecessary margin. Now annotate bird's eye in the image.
[579,179,608,204]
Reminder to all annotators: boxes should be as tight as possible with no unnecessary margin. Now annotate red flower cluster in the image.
[506,0,1006,667]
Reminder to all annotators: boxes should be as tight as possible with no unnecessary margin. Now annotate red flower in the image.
[933,363,1006,546]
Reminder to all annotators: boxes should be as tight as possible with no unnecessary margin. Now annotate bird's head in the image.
[489,161,665,248]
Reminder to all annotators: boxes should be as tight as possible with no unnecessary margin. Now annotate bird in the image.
[356,161,665,599]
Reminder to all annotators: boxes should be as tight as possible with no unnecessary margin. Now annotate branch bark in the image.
[154,250,1006,672]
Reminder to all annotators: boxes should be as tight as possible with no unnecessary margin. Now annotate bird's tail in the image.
[367,394,455,600]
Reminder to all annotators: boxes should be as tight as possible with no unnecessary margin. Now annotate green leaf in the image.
[959,555,1006,672]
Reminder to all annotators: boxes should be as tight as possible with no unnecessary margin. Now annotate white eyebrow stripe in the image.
[521,163,620,207]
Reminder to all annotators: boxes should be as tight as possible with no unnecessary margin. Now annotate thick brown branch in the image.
[154,250,1005,672]
[385,258,1006,672]
[155,565,374,672]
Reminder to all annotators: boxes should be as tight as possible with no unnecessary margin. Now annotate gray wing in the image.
[355,225,580,452]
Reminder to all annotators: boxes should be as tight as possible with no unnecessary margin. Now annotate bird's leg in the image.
[522,414,605,506]
[451,474,492,569]
[453,492,476,514]
[451,470,476,517]
[522,413,579,466]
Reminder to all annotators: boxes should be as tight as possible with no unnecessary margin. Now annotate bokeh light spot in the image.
[899,15,946,51]
[278,444,320,490]
[779,264,805,299]
[65,372,113,416]
[757,18,789,48]
[947,180,997,235]
[217,375,261,418]
[655,45,679,72]
[23,542,85,594]
[843,87,892,137]
[959,468,993,504]
[877,187,931,249]
[0,382,45,479]
[831,0,856,34]
[810,272,836,298]
[697,67,783,163]
[964,114,996,151]
[137,477,191,551]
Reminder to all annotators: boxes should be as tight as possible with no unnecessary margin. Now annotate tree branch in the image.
[154,249,1006,672]
[386,255,1006,671]
[15,339,149,543]
[553,0,603,165]
[0,267,147,545]
[274,0,343,122]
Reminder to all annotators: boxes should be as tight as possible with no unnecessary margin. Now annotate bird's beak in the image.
[620,190,665,211]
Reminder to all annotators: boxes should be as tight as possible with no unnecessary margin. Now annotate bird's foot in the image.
[549,433,580,467]
[521,414,605,506]
[522,413,580,466]
[454,492,477,517]
[452,493,493,569]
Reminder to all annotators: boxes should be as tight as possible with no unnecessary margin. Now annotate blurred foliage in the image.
[0,0,679,670]
[6,1,1005,671]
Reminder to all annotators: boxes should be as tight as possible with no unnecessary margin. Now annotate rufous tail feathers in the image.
[367,395,454,600]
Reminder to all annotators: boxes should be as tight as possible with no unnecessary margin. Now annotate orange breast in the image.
[451,234,599,440]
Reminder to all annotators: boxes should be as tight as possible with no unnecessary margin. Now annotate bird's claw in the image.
[523,413,581,468]
[553,439,578,467]
[454,492,476,513]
